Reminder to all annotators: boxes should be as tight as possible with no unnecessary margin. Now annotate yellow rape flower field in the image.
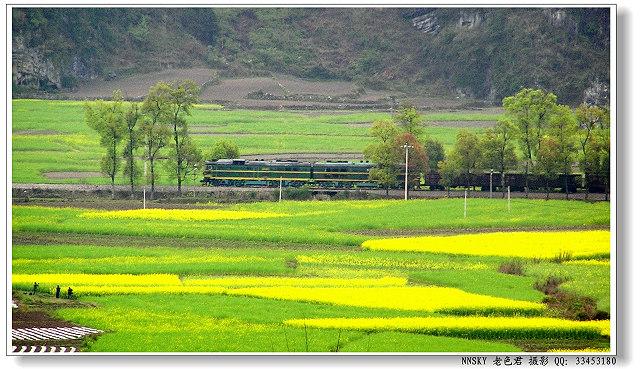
[183,276,407,287]
[79,208,286,221]
[362,230,610,259]
[12,273,182,287]
[11,198,612,353]
[285,316,610,340]
[225,286,547,315]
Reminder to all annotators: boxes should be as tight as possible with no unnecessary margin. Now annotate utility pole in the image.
[143,161,147,209]
[193,164,197,198]
[464,189,467,218]
[490,168,493,199]
[401,142,413,201]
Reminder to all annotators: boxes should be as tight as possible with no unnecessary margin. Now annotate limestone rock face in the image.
[456,10,482,29]
[12,34,96,89]
[583,78,609,107]
[12,35,59,88]
[412,12,440,35]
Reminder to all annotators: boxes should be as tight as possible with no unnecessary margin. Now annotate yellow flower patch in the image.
[362,230,610,259]
[67,285,227,296]
[284,316,609,340]
[12,273,181,287]
[226,286,546,315]
[79,208,286,221]
[183,276,407,288]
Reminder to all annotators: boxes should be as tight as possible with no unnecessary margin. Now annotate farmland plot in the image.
[11,99,486,184]
[11,198,611,353]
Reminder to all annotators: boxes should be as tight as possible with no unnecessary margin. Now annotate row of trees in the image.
[364,88,610,199]
[85,80,239,200]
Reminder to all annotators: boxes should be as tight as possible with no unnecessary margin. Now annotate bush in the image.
[498,260,524,276]
[272,186,312,201]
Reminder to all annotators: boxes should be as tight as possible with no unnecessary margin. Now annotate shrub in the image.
[534,276,566,295]
[282,186,312,201]
[498,260,524,275]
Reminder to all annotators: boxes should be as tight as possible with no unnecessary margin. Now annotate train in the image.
[201,159,379,189]
[201,158,608,193]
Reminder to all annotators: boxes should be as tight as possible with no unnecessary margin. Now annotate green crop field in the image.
[11,99,489,184]
[11,99,611,354]
[12,198,611,353]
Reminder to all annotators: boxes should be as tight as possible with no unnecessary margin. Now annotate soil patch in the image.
[43,171,102,180]
[12,231,356,251]
[426,120,497,128]
[12,292,99,348]
[65,68,217,100]
[13,130,67,136]
[12,291,96,329]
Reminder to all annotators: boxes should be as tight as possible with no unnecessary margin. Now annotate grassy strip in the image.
[12,199,610,246]
[409,269,545,302]
[55,294,519,352]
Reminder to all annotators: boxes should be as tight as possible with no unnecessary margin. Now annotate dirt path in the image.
[11,292,103,354]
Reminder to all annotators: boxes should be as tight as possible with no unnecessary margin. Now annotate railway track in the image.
[12,183,609,201]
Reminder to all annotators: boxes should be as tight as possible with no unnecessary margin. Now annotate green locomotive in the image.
[201,159,378,188]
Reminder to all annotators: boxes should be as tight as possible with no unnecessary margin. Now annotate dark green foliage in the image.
[207,139,240,161]
[423,137,445,173]
[279,186,312,201]
[13,8,608,105]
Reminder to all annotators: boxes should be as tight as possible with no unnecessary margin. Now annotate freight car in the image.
[422,172,582,193]
[202,159,608,193]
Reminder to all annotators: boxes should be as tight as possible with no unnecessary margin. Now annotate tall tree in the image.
[478,119,519,197]
[583,129,610,200]
[535,137,561,200]
[166,137,203,193]
[423,136,445,173]
[370,119,400,143]
[503,88,557,196]
[140,82,171,200]
[575,104,605,199]
[363,120,401,197]
[449,129,481,189]
[122,101,142,199]
[547,104,577,199]
[437,159,461,197]
[393,102,426,141]
[392,133,429,191]
[84,90,126,199]
[166,80,201,195]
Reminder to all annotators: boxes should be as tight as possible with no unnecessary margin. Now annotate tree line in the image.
[87,85,609,201]
[364,88,610,200]
[84,80,239,200]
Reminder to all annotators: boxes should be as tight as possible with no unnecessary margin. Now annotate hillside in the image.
[11,7,610,107]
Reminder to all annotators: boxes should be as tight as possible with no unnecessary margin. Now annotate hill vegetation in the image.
[12,7,609,106]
